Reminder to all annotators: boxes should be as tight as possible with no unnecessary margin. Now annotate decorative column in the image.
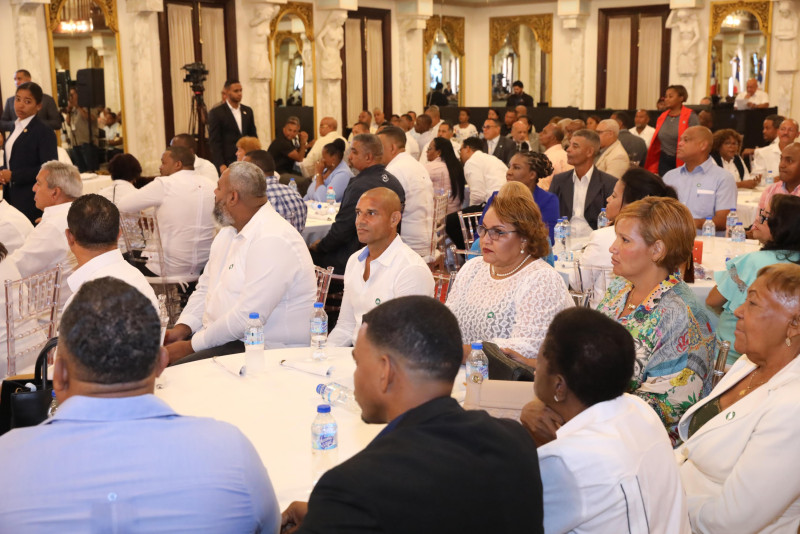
[398,10,431,113]
[773,0,799,116]
[316,9,348,128]
[247,2,281,142]
[93,34,120,111]
[667,0,704,102]
[11,0,51,87]
[558,0,588,108]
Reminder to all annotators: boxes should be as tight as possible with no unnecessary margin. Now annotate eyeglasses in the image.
[477,225,517,240]
[758,209,771,224]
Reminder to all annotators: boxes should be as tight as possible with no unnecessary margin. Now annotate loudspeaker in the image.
[76,68,105,108]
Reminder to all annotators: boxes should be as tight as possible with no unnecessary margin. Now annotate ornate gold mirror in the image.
[423,16,465,107]
[707,0,772,100]
[47,0,126,167]
[270,2,315,135]
[489,15,552,107]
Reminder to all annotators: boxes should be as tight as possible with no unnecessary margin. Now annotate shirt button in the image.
[108,492,118,501]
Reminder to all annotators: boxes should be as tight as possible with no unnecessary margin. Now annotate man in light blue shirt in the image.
[0,277,280,533]
[663,126,737,235]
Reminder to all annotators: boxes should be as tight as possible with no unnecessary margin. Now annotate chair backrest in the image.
[4,266,62,377]
[314,266,335,304]
[463,379,534,420]
[570,259,614,308]
[458,211,482,250]
[432,271,456,303]
[711,340,731,388]
[119,210,167,280]
[429,193,449,259]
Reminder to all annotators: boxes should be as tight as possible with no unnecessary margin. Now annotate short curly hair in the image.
[107,153,142,183]
[712,128,743,153]
[490,181,550,259]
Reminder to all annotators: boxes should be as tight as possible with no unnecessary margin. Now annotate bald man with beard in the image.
[300,116,347,178]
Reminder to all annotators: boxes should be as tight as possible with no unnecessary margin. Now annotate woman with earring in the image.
[678,263,800,533]
[446,181,573,361]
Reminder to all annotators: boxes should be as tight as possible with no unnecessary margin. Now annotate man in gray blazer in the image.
[0,69,62,134]
[482,117,517,165]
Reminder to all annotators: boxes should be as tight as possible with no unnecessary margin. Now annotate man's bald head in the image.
[677,125,713,165]
[319,117,338,136]
[361,187,402,214]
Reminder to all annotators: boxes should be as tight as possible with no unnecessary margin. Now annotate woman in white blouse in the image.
[445,181,572,360]
[710,129,760,188]
[424,137,465,214]
[522,307,689,533]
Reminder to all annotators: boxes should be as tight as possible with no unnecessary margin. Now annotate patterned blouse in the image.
[597,274,717,445]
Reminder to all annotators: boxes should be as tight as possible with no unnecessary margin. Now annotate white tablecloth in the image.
[79,174,113,195]
[736,187,763,227]
[302,201,338,245]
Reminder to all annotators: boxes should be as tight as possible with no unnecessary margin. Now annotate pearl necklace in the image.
[491,255,531,278]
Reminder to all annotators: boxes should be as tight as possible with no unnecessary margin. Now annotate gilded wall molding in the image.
[710,0,771,36]
[423,15,464,58]
[48,0,118,33]
[271,1,314,40]
[489,14,552,57]
[274,30,304,56]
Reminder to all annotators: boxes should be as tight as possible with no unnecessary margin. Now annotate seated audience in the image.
[409,113,435,155]
[677,264,800,533]
[630,109,656,150]
[549,129,617,243]
[397,114,420,160]
[446,182,573,360]
[501,109,517,137]
[585,115,601,130]
[0,197,33,254]
[538,123,572,190]
[304,138,352,203]
[245,150,307,232]
[505,152,559,243]
[118,146,215,282]
[460,136,508,205]
[595,119,631,179]
[645,84,699,176]
[612,111,647,166]
[170,133,219,183]
[236,136,262,162]
[742,113,782,160]
[267,117,307,176]
[418,121,461,164]
[281,296,544,533]
[425,136,466,215]
[710,129,758,188]
[328,188,433,347]
[97,153,141,204]
[662,126,737,234]
[300,117,346,178]
[64,194,159,314]
[751,115,792,178]
[707,194,800,366]
[597,197,716,444]
[564,120,586,147]
[522,307,688,533]
[734,78,769,110]
[482,118,517,164]
[758,141,800,212]
[0,277,280,530]
[454,108,478,142]
[509,120,533,152]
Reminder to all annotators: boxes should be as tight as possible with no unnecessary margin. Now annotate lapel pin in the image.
[23,129,28,133]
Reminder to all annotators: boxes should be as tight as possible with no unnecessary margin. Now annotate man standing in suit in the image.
[0,69,62,134]
[506,80,534,108]
[549,129,617,241]
[207,79,257,172]
[482,118,517,165]
[281,295,544,534]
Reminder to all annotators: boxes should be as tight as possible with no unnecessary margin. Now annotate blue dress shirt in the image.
[663,157,738,224]
[304,159,354,203]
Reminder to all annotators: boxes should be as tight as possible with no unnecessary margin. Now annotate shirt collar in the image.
[47,394,178,424]
[555,395,629,439]
[237,202,273,240]
[679,156,716,175]
[357,234,404,266]
[67,249,125,293]
[14,115,35,130]
[226,100,240,113]
[265,173,280,185]
[572,165,594,183]
[41,201,72,221]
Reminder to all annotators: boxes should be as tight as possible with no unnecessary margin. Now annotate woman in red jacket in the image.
[644,85,699,176]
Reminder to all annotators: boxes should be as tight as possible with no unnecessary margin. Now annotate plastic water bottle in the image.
[289,178,298,194]
[244,312,265,373]
[726,222,746,262]
[553,219,566,262]
[562,218,573,262]
[47,390,58,417]
[311,405,338,484]
[597,208,608,229]
[765,170,774,185]
[326,186,336,206]
[158,294,169,345]
[465,342,489,384]
[702,217,716,252]
[317,383,360,413]
[310,302,328,361]
[725,210,738,239]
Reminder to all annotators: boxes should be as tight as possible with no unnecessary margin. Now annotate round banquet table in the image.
[301,201,338,245]
[79,173,114,195]
[736,186,763,228]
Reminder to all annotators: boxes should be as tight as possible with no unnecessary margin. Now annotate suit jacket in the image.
[617,130,647,167]
[676,354,800,533]
[206,102,257,171]
[0,94,63,133]
[595,139,630,179]
[1,115,58,222]
[297,396,544,534]
[483,136,517,165]
[549,167,617,231]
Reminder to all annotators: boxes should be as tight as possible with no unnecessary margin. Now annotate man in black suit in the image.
[206,79,257,172]
[0,70,62,134]
[506,80,534,108]
[482,117,517,164]
[281,295,544,534]
[0,82,58,222]
[549,129,617,240]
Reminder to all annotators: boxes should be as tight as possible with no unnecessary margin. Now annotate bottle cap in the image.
[314,302,324,309]
[601,208,606,212]
[471,342,483,350]
[706,217,712,220]
[249,312,259,319]
[50,389,55,398]
[736,222,743,226]
[316,384,325,394]
[317,404,331,413]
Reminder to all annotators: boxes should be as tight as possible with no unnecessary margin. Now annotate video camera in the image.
[182,62,209,95]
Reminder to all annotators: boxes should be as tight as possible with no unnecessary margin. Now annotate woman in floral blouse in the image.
[597,197,716,444]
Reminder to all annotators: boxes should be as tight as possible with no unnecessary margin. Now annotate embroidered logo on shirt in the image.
[726,411,735,420]
[381,174,389,183]
[487,311,495,319]
[228,264,234,270]
[375,298,381,305]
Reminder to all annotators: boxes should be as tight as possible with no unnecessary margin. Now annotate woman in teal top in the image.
[707,194,800,365]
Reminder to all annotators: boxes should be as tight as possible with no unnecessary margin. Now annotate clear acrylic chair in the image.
[4,265,62,377]
[314,266,335,304]
[458,211,482,250]
[432,271,457,303]
[570,259,615,308]
[426,193,450,270]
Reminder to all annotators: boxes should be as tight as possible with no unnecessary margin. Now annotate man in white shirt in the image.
[117,146,215,283]
[0,199,33,254]
[170,133,219,184]
[164,161,317,364]
[752,118,799,178]
[538,123,572,191]
[630,109,656,149]
[378,127,435,259]
[459,137,508,205]
[97,153,139,205]
[398,114,421,160]
[63,194,159,314]
[418,121,461,164]
[734,78,770,110]
[425,105,443,134]
[8,161,81,308]
[409,114,435,156]
[300,117,346,178]
[328,188,434,347]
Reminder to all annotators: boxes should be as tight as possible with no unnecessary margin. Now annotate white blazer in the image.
[676,354,800,533]
[595,140,630,179]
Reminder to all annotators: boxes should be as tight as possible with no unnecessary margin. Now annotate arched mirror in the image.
[489,15,552,107]
[47,0,125,171]
[423,16,465,107]
[707,1,772,101]
[270,2,315,138]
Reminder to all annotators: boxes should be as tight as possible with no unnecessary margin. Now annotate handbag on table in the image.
[0,337,58,435]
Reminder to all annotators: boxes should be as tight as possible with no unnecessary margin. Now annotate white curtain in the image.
[637,16,663,109]
[344,19,362,127]
[168,4,194,135]
[365,19,383,112]
[606,17,632,109]
[201,7,227,111]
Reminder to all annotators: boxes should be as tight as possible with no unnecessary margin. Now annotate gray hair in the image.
[227,161,267,199]
[598,119,620,135]
[572,129,601,154]
[40,160,82,199]
[352,133,384,159]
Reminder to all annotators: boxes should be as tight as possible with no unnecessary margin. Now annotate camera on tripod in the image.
[182,62,209,95]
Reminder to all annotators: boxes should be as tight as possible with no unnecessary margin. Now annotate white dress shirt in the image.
[193,155,219,183]
[0,259,46,377]
[404,132,420,160]
[8,202,76,309]
[177,202,316,351]
[463,151,508,205]
[485,136,499,156]
[97,180,137,205]
[385,152,436,258]
[752,137,781,177]
[630,125,656,149]
[0,200,34,255]
[540,144,572,190]
[570,167,594,240]
[4,115,35,164]
[328,235,434,347]
[539,394,689,534]
[734,89,769,110]
[568,224,615,308]
[410,128,435,156]
[454,123,478,142]
[64,249,159,314]
[418,138,461,164]
[227,101,242,133]
[300,131,346,178]
[117,170,215,281]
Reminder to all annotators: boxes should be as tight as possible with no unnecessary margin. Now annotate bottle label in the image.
[311,318,327,335]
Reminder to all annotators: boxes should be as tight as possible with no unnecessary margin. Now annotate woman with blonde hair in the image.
[235,136,261,161]
[446,181,573,361]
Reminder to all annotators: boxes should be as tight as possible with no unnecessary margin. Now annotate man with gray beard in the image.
[164,161,317,364]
